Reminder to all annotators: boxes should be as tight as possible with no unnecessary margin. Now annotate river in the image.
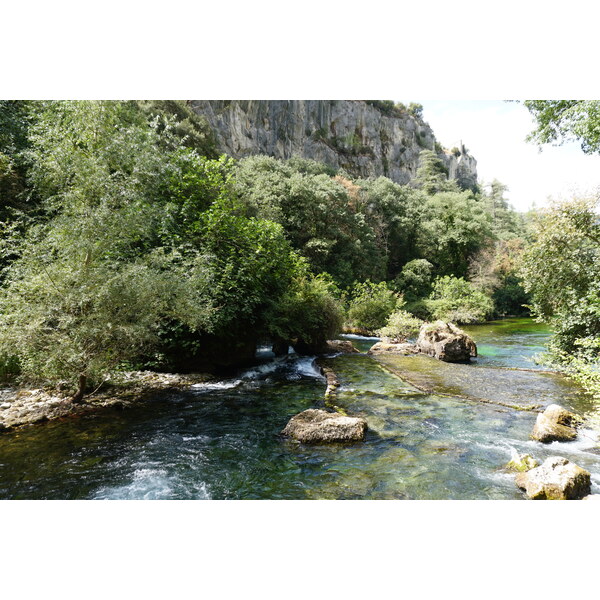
[1,318,599,499]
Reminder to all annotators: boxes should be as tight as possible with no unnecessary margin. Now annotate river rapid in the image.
[1,318,599,499]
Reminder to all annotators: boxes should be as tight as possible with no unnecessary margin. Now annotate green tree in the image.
[519,196,600,351]
[414,150,456,195]
[523,100,600,154]
[425,275,494,324]
[417,190,492,277]
[346,280,402,332]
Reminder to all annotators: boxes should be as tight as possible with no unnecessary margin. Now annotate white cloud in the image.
[413,100,600,212]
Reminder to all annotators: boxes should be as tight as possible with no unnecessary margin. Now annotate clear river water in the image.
[1,318,599,499]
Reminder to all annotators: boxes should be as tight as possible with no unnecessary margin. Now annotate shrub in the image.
[346,281,402,331]
[378,310,423,341]
[425,276,493,324]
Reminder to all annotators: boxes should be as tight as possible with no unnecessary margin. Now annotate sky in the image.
[409,100,599,212]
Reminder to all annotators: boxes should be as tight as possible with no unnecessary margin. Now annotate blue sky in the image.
[409,100,599,212]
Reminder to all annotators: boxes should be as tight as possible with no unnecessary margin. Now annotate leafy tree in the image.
[378,310,423,341]
[426,275,494,324]
[266,273,344,353]
[519,196,600,352]
[414,150,456,195]
[393,259,434,302]
[417,190,492,277]
[345,280,402,331]
[523,100,600,154]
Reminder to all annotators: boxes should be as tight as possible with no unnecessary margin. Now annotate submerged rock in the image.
[505,451,539,473]
[368,342,417,355]
[515,456,591,500]
[416,321,477,362]
[531,404,579,443]
[281,409,367,443]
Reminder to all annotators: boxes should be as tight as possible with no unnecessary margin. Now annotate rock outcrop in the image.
[190,101,477,188]
[368,342,417,355]
[281,409,367,443]
[531,404,579,443]
[416,321,477,362]
[515,456,591,499]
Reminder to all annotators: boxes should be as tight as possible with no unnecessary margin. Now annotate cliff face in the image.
[190,100,477,188]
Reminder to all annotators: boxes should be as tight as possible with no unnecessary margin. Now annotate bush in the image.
[394,259,433,301]
[346,281,402,331]
[378,310,423,341]
[267,273,344,352]
[425,276,493,324]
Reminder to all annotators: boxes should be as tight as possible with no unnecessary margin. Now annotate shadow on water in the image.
[0,319,599,499]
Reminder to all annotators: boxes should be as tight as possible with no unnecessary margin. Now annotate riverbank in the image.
[0,371,213,432]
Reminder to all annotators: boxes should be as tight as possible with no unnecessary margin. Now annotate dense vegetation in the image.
[0,100,531,400]
[520,100,600,397]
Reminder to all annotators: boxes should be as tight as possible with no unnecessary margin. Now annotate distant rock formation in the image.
[190,100,477,188]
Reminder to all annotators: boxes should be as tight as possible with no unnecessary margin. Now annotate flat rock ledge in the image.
[281,409,367,443]
[516,456,591,500]
[531,404,579,443]
[0,371,212,432]
[368,342,417,355]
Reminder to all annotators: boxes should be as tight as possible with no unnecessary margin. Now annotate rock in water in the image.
[515,456,591,499]
[416,321,477,362]
[531,404,578,443]
[505,450,539,472]
[324,340,359,354]
[281,409,367,443]
[368,342,417,355]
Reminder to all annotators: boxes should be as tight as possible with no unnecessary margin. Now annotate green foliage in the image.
[266,273,344,350]
[393,259,434,302]
[346,281,402,331]
[523,100,600,154]
[519,196,600,353]
[417,190,492,277]
[414,150,454,195]
[378,310,423,341]
[426,275,494,324]
[136,100,218,158]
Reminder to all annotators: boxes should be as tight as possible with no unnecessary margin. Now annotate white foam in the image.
[191,380,242,392]
[340,333,381,341]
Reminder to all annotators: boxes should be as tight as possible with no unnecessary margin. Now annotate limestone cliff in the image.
[190,100,477,188]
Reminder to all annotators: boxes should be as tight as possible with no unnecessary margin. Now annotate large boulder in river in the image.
[416,321,477,362]
[281,409,367,443]
[515,456,591,499]
[531,404,579,443]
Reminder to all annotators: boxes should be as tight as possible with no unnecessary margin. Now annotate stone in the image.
[416,321,477,362]
[515,456,591,500]
[531,404,578,443]
[368,342,417,355]
[281,409,367,443]
[505,452,539,472]
[324,340,359,354]
[190,101,478,188]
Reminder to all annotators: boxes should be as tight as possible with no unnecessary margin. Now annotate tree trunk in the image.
[71,373,87,404]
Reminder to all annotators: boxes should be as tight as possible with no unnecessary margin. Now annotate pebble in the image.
[1,403,11,409]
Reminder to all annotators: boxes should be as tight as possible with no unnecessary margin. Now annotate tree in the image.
[426,275,494,324]
[417,190,492,277]
[519,195,600,352]
[523,100,600,154]
[414,150,457,195]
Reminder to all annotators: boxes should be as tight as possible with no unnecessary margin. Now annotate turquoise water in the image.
[0,320,599,499]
